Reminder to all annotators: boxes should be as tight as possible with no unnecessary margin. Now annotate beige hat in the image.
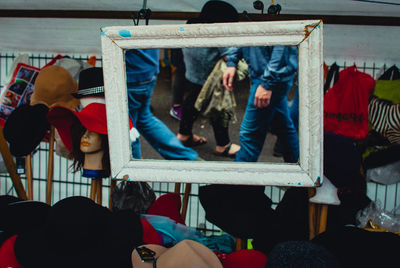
[131,240,222,268]
[30,65,80,110]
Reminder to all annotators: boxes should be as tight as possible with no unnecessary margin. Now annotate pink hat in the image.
[46,102,107,152]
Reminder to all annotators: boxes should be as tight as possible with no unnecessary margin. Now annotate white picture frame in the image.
[101,20,323,187]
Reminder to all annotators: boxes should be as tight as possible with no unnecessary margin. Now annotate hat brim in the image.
[46,103,107,152]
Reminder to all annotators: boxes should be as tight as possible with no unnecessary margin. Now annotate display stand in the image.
[46,126,55,204]
[0,126,27,200]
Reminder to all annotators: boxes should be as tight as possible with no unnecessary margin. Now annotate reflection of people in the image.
[223,46,299,163]
[177,0,240,157]
[169,48,186,120]
[125,49,198,160]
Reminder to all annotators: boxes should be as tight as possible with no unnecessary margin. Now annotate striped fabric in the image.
[77,86,104,96]
[369,96,400,144]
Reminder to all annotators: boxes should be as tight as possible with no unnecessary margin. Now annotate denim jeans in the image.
[127,79,198,160]
[235,78,299,163]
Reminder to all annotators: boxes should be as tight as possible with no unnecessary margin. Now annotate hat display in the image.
[73,67,104,98]
[131,240,222,268]
[197,1,239,23]
[30,65,80,110]
[3,104,50,156]
[46,102,107,151]
[14,196,143,268]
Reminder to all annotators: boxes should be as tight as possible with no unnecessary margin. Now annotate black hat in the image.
[266,240,340,268]
[0,200,50,245]
[3,104,50,157]
[197,1,239,23]
[14,196,143,268]
[324,132,362,188]
[0,195,24,245]
[72,67,104,98]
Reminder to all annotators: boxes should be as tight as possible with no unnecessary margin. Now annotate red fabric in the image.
[324,65,375,140]
[0,235,23,268]
[223,249,267,268]
[140,218,162,245]
[147,193,185,225]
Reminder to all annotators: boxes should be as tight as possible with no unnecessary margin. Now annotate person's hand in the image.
[222,66,237,92]
[254,85,272,108]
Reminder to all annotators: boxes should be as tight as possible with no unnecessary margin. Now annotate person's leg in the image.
[170,65,186,120]
[289,85,299,130]
[210,114,240,156]
[127,85,144,159]
[130,80,198,160]
[273,84,299,158]
[270,83,299,163]
[171,65,186,106]
[235,79,272,162]
[177,81,207,145]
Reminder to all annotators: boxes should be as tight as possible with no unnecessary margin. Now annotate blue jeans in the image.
[127,79,198,160]
[235,78,299,163]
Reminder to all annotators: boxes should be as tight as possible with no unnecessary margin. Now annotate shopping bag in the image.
[324,65,375,140]
[0,63,40,127]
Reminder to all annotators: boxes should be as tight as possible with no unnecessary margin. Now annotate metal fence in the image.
[0,52,399,234]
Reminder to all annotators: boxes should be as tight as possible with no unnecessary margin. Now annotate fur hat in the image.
[30,65,80,110]
[131,240,222,268]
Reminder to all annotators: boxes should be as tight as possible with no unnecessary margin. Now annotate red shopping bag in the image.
[324,65,375,140]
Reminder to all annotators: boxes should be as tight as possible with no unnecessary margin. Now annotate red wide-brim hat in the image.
[46,102,107,152]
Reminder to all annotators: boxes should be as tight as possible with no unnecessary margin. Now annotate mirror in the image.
[125,47,299,164]
[101,20,323,187]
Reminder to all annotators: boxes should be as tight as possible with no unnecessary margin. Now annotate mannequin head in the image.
[69,117,110,176]
[47,103,110,177]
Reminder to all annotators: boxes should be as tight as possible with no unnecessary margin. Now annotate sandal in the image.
[182,135,207,147]
[213,142,238,158]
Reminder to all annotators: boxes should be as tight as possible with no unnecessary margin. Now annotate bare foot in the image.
[177,133,208,147]
[215,143,240,155]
